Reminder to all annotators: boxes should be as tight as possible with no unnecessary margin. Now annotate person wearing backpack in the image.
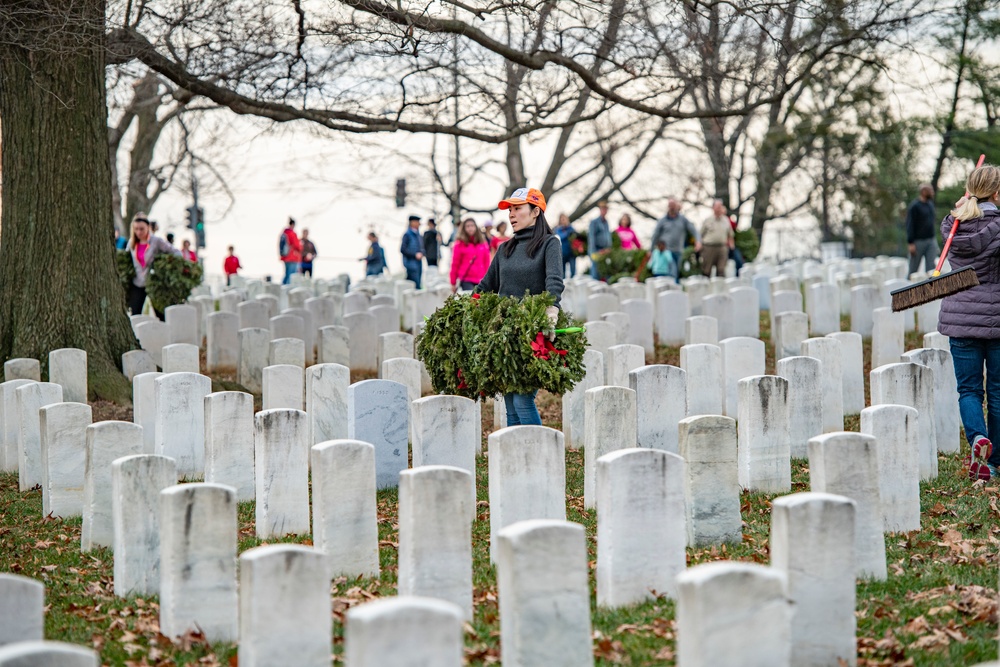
[279,217,302,285]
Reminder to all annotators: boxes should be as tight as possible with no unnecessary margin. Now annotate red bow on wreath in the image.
[531,333,568,360]
[456,369,468,390]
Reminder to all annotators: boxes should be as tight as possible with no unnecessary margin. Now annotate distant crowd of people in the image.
[358,196,745,290]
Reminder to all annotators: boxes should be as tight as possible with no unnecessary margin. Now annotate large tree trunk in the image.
[0,0,135,401]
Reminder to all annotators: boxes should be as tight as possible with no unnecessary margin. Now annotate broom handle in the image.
[932,153,986,277]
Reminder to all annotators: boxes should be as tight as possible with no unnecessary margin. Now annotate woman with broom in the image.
[476,187,564,425]
[939,164,1000,480]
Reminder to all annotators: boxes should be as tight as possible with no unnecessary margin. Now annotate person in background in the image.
[490,220,510,257]
[400,214,425,288]
[476,187,563,426]
[165,232,175,247]
[907,183,939,276]
[279,217,302,285]
[727,214,744,275]
[114,228,128,250]
[449,217,491,292]
[224,246,242,285]
[651,198,701,283]
[423,218,443,269]
[180,239,197,262]
[483,220,495,247]
[362,232,387,276]
[126,212,181,318]
[588,199,612,278]
[937,165,1000,481]
[648,239,675,278]
[554,213,576,278]
[299,228,317,276]
[699,199,734,277]
[615,213,641,249]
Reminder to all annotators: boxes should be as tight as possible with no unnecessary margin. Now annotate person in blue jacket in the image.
[400,214,425,288]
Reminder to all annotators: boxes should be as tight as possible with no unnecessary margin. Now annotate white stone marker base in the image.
[860,405,920,532]
[680,415,741,546]
[0,573,44,646]
[82,421,143,552]
[344,597,464,667]
[254,409,310,538]
[583,386,637,508]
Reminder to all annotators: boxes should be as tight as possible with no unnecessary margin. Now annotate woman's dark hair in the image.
[504,207,552,259]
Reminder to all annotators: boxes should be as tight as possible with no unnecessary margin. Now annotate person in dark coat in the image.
[422,218,442,268]
[938,164,1000,481]
[400,214,425,288]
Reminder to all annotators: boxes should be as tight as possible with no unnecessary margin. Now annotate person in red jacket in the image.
[449,217,491,292]
[224,245,242,286]
[279,217,302,285]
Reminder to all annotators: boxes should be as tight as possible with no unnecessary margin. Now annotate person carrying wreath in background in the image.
[476,187,563,425]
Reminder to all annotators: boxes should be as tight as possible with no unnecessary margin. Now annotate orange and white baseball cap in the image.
[498,187,546,212]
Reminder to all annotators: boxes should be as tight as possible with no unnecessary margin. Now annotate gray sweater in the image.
[127,235,181,287]
[476,227,564,307]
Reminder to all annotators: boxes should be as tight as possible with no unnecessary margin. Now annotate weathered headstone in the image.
[204,391,254,501]
[496,520,594,667]
[39,401,92,517]
[871,307,904,369]
[0,573,44,646]
[306,363,349,445]
[82,421,143,551]
[629,364,686,453]
[398,466,474,619]
[311,440,379,578]
[135,321,172,368]
[161,343,200,374]
[164,304,199,346]
[561,349,604,450]
[776,356,823,458]
[132,371,162,454]
[584,386,637,508]
[4,358,40,382]
[154,372,211,476]
[237,327,269,393]
[48,348,87,403]
[771,493,857,667]
[254,409,309,538]
[807,432,886,580]
[680,415,741,546]
[16,382,63,490]
[0,380,32,472]
[344,312,378,372]
[318,325,351,367]
[159,483,238,642]
[923,331,948,350]
[701,293,734,340]
[122,350,156,381]
[206,312,239,371]
[680,344,724,416]
[737,376,790,492]
[827,332,864,415]
[411,395,478,499]
[676,562,791,667]
[800,337,844,432]
[621,298,654,355]
[605,344,645,388]
[870,362,936,480]
[685,315,718,346]
[720,337,765,417]
[860,405,920,532]
[112,454,177,597]
[262,364,304,410]
[774,311,808,361]
[343,597,464,667]
[238,545,331,667]
[0,642,97,666]
[597,449,686,606]
[849,285,879,338]
[348,379,409,488]
[488,426,566,561]
[656,291,689,345]
[238,301,271,331]
[268,337,305,368]
[807,283,840,336]
[901,348,960,454]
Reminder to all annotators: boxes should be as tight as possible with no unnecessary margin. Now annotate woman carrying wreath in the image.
[126,212,181,318]
[476,187,564,425]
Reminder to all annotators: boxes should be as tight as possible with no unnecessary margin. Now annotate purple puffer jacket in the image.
[938,203,1000,339]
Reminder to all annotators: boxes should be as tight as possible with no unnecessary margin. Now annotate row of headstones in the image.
[0,430,930,667]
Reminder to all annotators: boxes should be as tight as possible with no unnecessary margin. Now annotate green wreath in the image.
[417,292,588,398]
[115,250,203,312]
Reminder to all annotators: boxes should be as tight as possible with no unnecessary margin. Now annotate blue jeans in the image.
[282,261,297,285]
[404,260,422,289]
[563,255,576,278]
[950,337,1000,466]
[670,251,684,282]
[504,391,541,426]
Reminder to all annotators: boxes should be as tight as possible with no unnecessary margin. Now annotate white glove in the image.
[545,306,559,341]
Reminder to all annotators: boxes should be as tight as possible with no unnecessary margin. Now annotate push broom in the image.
[891,153,985,312]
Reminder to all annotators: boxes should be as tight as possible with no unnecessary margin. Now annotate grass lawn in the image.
[0,313,997,665]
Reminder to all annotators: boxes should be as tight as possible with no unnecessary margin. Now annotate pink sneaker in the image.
[967,437,993,481]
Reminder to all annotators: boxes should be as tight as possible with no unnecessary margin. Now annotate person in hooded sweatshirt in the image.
[938,164,1000,481]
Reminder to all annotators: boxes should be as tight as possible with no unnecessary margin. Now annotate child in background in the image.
[648,240,675,278]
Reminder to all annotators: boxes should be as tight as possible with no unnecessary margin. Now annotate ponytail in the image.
[953,165,1000,221]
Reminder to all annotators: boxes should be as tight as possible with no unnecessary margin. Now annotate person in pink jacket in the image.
[450,217,491,292]
[615,213,642,250]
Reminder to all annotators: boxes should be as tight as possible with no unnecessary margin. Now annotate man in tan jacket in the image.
[700,199,735,277]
